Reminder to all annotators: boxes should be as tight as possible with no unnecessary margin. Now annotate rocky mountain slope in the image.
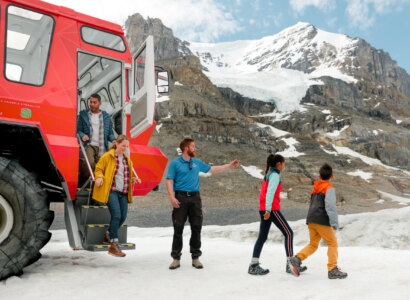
[124,14,410,223]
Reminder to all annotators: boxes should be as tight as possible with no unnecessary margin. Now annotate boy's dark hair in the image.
[319,163,333,180]
[179,138,194,152]
[90,93,101,102]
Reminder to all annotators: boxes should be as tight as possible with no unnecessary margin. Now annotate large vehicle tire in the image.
[0,157,54,280]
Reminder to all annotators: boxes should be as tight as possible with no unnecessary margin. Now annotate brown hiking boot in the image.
[192,258,203,269]
[169,259,180,270]
[103,233,110,244]
[108,243,126,257]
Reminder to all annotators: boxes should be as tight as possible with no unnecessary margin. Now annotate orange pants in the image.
[296,223,338,271]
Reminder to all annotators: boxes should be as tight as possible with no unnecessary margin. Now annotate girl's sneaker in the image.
[248,263,269,275]
[287,257,300,277]
[286,263,307,274]
[328,266,348,279]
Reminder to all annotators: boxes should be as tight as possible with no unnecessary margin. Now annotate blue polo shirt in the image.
[166,156,211,192]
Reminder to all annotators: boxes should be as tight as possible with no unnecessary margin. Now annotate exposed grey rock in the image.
[218,87,276,116]
[125,13,192,60]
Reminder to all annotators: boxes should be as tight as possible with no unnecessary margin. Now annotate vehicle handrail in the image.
[77,134,95,181]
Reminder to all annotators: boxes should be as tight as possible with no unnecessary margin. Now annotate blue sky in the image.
[225,0,410,73]
[48,0,410,73]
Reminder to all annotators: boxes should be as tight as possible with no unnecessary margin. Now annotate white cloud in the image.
[46,0,241,42]
[345,0,410,29]
[289,0,336,13]
[249,19,256,25]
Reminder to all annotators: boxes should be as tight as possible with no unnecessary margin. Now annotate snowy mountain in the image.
[124,15,409,221]
[188,22,410,113]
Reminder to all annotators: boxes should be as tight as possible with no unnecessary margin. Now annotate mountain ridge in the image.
[124,14,410,219]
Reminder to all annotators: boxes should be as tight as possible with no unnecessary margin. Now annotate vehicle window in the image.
[127,69,131,100]
[81,26,126,52]
[134,46,146,94]
[78,72,91,89]
[97,88,111,113]
[4,5,54,86]
[5,63,22,81]
[109,77,122,109]
[77,52,122,115]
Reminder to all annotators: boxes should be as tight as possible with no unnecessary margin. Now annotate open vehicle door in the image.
[128,36,156,137]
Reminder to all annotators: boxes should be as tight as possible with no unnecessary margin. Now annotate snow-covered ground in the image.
[2,207,410,300]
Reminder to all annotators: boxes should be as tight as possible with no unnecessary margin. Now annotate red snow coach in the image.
[0,0,168,280]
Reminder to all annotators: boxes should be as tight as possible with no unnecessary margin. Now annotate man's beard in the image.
[187,149,195,157]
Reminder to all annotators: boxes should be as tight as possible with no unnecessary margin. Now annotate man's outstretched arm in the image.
[209,160,240,174]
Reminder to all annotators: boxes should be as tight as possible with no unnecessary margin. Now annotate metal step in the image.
[86,243,136,252]
[84,224,128,245]
[80,205,111,225]
[75,190,100,207]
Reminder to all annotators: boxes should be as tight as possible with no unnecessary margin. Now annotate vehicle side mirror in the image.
[157,71,169,93]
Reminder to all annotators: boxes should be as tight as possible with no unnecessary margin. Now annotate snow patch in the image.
[162,112,172,120]
[277,137,304,157]
[378,190,410,204]
[347,170,373,182]
[332,145,410,176]
[155,123,163,133]
[326,125,349,137]
[256,122,289,137]
[321,109,331,114]
[241,165,264,179]
[174,81,183,86]
[254,110,290,121]
[320,145,338,156]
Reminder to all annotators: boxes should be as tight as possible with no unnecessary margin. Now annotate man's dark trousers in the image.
[171,191,203,259]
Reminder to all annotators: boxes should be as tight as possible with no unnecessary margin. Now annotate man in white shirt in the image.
[77,94,115,172]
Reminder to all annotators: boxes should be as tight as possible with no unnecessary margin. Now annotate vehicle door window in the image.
[4,5,54,86]
[77,52,122,116]
[109,77,122,110]
[134,47,146,94]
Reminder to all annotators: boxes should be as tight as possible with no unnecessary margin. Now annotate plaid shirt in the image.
[111,153,129,194]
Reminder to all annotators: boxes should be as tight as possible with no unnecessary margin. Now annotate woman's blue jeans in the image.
[107,191,128,240]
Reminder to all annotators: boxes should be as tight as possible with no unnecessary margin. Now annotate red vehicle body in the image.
[0,0,168,280]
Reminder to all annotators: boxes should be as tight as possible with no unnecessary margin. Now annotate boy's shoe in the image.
[103,233,110,244]
[192,258,204,269]
[328,266,348,279]
[169,259,180,270]
[248,263,269,275]
[287,257,301,277]
[108,243,126,257]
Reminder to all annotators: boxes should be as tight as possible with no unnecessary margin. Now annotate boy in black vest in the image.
[290,164,347,279]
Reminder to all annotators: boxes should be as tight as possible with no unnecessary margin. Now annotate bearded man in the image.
[166,138,239,270]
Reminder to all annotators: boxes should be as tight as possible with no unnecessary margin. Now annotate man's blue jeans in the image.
[107,191,128,240]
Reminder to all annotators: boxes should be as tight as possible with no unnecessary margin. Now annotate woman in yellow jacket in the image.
[93,134,139,257]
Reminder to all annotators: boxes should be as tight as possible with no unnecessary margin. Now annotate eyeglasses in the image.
[188,161,192,170]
